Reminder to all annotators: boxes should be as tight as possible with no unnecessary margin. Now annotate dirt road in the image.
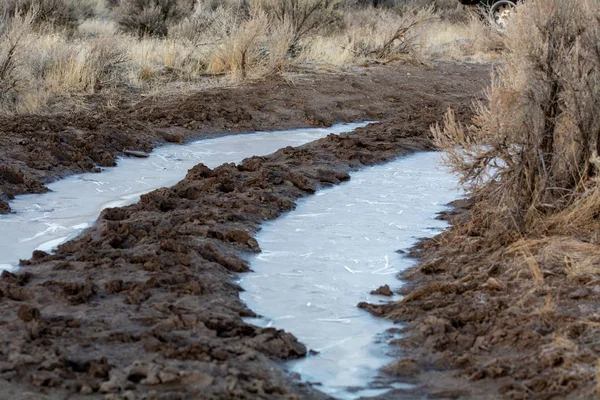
[0,63,489,399]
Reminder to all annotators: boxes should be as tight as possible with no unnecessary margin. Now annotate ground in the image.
[0,62,494,399]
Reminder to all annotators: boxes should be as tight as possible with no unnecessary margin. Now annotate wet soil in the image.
[0,62,484,214]
[0,62,489,399]
[361,197,600,400]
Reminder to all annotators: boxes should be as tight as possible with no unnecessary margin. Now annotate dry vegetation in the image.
[435,0,600,245]
[433,0,600,302]
[0,0,498,114]
[421,0,600,394]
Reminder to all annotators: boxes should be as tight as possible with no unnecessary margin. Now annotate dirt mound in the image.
[0,62,488,398]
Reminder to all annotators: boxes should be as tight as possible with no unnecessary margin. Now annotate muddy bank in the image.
[0,62,486,214]
[0,63,487,399]
[360,197,600,399]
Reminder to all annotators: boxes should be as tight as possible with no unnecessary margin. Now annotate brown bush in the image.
[348,0,469,21]
[113,0,194,37]
[197,0,249,12]
[433,0,600,242]
[105,0,120,9]
[0,0,93,32]
[253,0,341,47]
[0,14,33,112]
[207,10,294,81]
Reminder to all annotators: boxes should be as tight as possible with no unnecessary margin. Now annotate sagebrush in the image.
[434,0,600,241]
[0,0,94,32]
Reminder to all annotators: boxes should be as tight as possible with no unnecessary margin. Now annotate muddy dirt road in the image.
[0,62,486,214]
[0,63,488,399]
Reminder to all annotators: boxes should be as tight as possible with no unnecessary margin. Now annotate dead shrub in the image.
[207,10,293,81]
[0,13,34,113]
[431,0,470,23]
[433,0,600,243]
[105,0,121,9]
[368,5,436,59]
[297,6,436,65]
[170,1,247,43]
[45,35,128,93]
[0,0,94,32]
[113,0,193,37]
[196,0,249,12]
[463,13,503,54]
[253,0,341,48]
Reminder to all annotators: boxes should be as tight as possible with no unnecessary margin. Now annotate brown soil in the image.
[0,62,489,399]
[0,62,484,213]
[361,197,600,400]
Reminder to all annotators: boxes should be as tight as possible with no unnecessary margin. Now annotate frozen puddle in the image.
[0,123,369,271]
[240,152,461,399]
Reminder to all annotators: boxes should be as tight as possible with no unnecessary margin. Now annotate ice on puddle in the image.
[0,264,17,272]
[0,123,370,271]
[71,223,89,230]
[317,318,352,324]
[36,237,69,252]
[240,152,461,400]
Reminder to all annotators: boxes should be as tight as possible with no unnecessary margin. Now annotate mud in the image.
[0,62,489,399]
[360,197,600,400]
[0,62,485,214]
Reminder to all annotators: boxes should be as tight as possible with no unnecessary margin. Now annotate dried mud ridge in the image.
[0,63,488,399]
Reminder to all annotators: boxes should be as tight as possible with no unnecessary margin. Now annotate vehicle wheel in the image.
[489,0,516,30]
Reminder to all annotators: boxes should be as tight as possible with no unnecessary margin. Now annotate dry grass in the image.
[0,0,97,33]
[0,0,491,114]
[507,237,600,282]
[255,0,340,47]
[297,6,438,67]
[207,10,294,81]
[422,14,503,62]
[434,0,600,244]
[596,359,600,396]
[0,13,36,113]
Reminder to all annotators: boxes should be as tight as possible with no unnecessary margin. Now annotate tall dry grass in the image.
[0,0,484,114]
[297,5,441,66]
[0,0,95,33]
[0,14,33,111]
[434,0,600,243]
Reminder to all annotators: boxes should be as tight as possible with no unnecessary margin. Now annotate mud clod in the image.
[0,199,9,214]
[17,305,41,322]
[371,284,394,296]
[0,63,488,398]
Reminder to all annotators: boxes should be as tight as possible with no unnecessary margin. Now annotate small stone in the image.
[383,359,420,377]
[79,384,93,395]
[568,288,589,299]
[370,284,393,296]
[30,371,61,387]
[99,370,125,393]
[123,150,150,158]
[0,199,10,214]
[31,250,49,260]
[164,133,184,144]
[8,353,36,365]
[158,369,179,384]
[17,305,41,322]
[122,390,136,400]
[469,369,485,381]
[482,277,506,292]
[420,257,445,274]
